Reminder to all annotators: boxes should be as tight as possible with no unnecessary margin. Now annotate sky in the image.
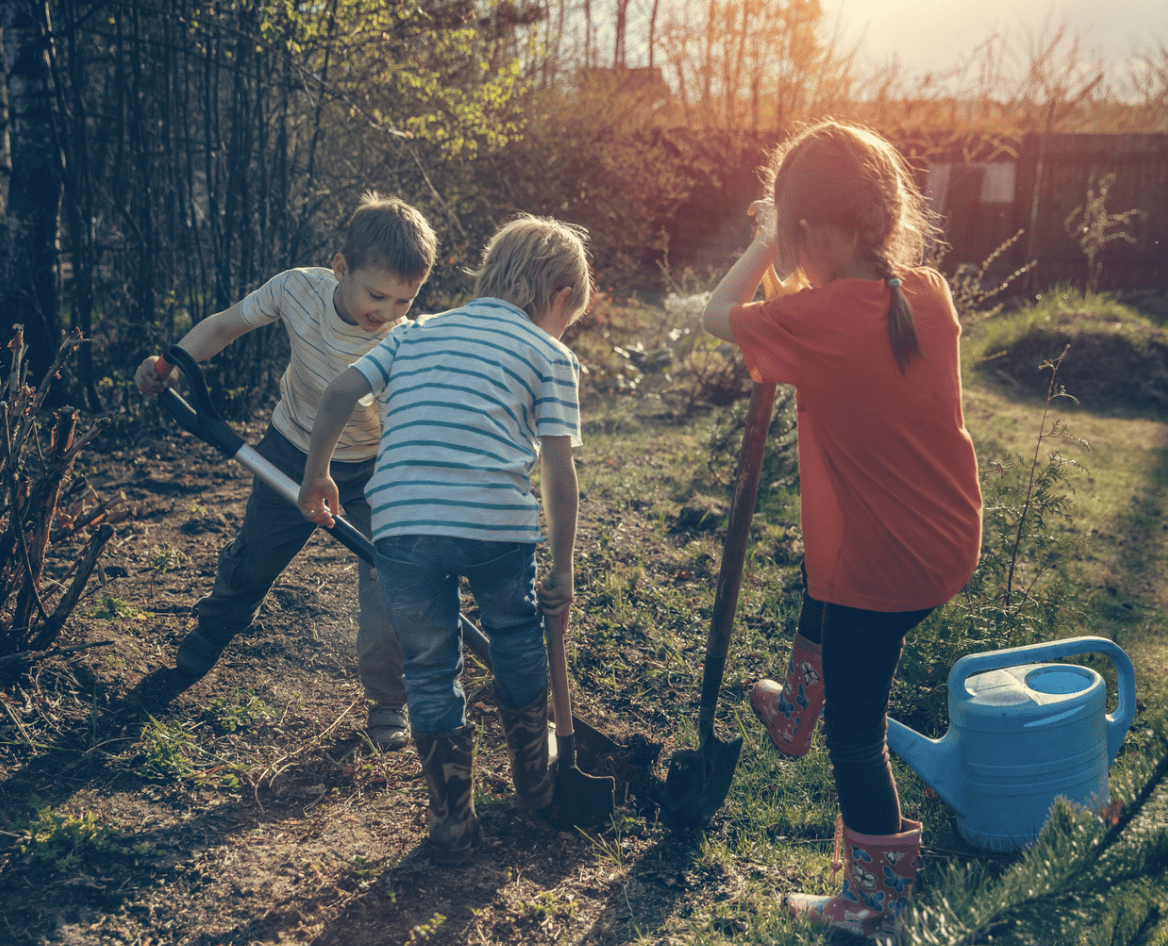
[819,0,1166,79]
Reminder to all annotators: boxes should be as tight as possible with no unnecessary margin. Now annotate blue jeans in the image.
[374,535,547,735]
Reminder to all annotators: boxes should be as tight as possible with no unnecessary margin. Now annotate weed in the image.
[1064,172,1145,295]
[130,715,244,790]
[406,912,446,942]
[945,229,1036,320]
[519,890,579,924]
[206,690,277,734]
[86,597,153,621]
[8,797,151,873]
[148,543,185,574]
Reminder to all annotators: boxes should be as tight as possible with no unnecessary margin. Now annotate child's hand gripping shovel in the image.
[151,345,495,662]
[546,608,615,829]
[659,262,790,827]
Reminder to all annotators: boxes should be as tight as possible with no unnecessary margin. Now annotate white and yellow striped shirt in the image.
[238,267,399,461]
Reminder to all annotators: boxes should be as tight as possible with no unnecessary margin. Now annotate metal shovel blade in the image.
[661,732,743,828]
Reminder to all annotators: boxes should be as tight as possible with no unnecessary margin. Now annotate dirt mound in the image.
[984,318,1168,414]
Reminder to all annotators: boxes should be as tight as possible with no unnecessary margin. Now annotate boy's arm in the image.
[135,303,254,396]
[297,367,373,528]
[536,436,577,617]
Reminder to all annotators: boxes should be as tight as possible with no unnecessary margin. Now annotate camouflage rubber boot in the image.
[787,815,922,940]
[414,723,480,865]
[751,631,824,757]
[498,686,555,810]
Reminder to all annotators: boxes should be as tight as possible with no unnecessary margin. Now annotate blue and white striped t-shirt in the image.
[352,298,582,544]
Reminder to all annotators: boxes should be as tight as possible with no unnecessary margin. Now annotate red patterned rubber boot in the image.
[751,632,824,756]
[787,815,922,940]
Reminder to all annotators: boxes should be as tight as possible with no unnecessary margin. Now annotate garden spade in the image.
[660,262,789,827]
[660,378,776,827]
[546,608,616,829]
[151,346,499,662]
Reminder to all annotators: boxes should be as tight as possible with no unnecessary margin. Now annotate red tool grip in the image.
[155,354,173,377]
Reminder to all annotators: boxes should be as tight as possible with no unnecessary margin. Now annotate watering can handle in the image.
[947,635,1136,763]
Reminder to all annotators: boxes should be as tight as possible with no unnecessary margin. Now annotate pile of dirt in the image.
[982,311,1168,413]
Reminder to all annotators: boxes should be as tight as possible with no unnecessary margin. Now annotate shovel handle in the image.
[148,346,502,667]
[546,609,578,765]
[698,381,776,741]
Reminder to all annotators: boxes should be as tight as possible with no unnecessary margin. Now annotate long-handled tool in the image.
[659,262,789,828]
[152,345,497,660]
[659,380,776,827]
[546,608,615,829]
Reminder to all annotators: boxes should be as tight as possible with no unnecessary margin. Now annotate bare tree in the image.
[0,0,62,382]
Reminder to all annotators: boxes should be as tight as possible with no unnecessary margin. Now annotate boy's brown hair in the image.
[471,215,592,323]
[341,191,438,281]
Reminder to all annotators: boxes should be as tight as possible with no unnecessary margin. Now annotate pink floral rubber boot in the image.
[751,632,824,756]
[787,815,922,940]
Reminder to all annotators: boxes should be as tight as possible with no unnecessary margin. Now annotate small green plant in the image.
[8,797,151,873]
[407,912,446,942]
[87,596,153,621]
[149,543,185,574]
[131,715,244,789]
[206,689,277,734]
[519,889,579,924]
[704,387,799,496]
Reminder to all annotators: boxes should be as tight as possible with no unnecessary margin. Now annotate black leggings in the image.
[796,586,931,836]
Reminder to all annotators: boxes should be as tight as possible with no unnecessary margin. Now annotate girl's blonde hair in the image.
[766,121,941,372]
[472,215,592,324]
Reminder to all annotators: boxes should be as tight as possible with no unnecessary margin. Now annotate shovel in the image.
[546,608,615,829]
[151,346,498,661]
[659,263,788,828]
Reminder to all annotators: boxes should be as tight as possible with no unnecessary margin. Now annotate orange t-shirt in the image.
[729,268,982,611]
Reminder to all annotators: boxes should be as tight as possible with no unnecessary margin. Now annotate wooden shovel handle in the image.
[697,380,776,739]
[546,609,574,741]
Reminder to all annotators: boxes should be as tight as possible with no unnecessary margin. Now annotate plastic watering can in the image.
[886,636,1136,852]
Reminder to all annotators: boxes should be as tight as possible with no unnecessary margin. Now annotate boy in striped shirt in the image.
[298,215,589,864]
[135,193,437,752]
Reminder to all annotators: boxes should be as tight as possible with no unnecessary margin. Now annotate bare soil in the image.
[0,413,740,946]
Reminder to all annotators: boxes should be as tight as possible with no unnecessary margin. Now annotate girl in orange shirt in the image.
[703,121,982,939]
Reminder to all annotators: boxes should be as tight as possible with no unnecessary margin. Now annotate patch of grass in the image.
[967,286,1168,413]
[128,715,246,790]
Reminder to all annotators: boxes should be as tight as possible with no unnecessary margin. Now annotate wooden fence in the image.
[918,133,1167,291]
[666,130,1167,293]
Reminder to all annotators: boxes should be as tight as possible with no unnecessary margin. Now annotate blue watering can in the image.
[887,636,1136,852]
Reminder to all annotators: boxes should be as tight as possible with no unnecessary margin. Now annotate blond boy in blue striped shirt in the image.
[298,215,590,864]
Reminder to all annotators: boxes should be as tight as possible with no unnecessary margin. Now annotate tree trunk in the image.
[0,0,63,382]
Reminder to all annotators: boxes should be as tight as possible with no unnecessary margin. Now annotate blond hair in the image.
[766,121,941,372]
[341,191,437,280]
[471,215,591,323]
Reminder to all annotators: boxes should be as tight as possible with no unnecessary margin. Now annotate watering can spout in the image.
[886,719,966,814]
